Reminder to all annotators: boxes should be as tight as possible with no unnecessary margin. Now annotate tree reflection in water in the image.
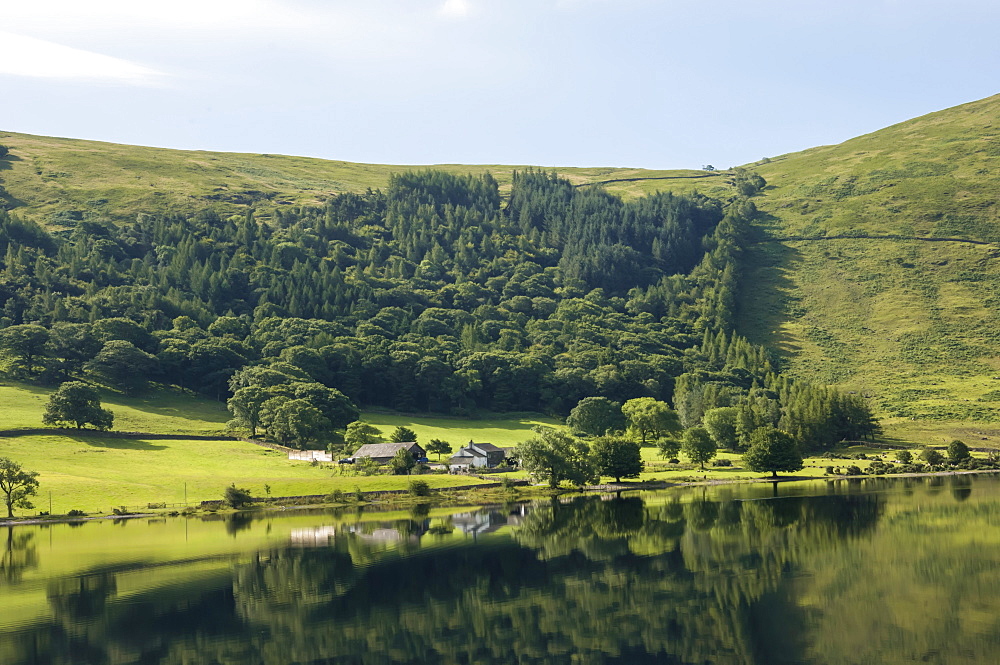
[0,486,900,665]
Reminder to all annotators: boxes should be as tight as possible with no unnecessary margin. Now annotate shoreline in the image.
[4,468,999,529]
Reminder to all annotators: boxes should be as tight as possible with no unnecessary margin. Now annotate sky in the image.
[3,0,1000,170]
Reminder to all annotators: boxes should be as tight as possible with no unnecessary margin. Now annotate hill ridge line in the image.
[574,173,726,187]
[755,234,995,246]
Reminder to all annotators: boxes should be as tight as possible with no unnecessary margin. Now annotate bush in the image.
[920,448,945,466]
[713,459,733,467]
[327,489,345,503]
[895,450,913,464]
[408,479,431,497]
[825,466,834,475]
[354,486,365,502]
[224,484,254,509]
[845,465,863,476]
[867,461,891,475]
[500,476,517,490]
[67,509,86,517]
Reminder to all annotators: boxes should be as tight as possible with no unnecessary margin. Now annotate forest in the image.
[0,169,877,450]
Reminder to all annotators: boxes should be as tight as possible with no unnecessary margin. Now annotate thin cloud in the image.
[439,0,473,18]
[0,32,165,84]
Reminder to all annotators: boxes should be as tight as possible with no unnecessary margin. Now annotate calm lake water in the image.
[2,475,999,664]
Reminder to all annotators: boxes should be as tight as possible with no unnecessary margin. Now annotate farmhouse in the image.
[449,441,507,469]
[352,442,426,464]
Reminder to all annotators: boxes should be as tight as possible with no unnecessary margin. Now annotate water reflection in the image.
[1,527,37,584]
[4,477,1000,664]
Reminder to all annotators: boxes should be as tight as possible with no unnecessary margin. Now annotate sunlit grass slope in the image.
[0,130,715,225]
[0,434,494,514]
[0,380,552,512]
[0,381,230,434]
[736,93,1000,442]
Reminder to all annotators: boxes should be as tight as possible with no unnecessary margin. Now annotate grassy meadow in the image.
[0,434,498,515]
[0,380,557,514]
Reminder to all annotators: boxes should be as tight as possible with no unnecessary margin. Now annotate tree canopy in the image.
[591,436,643,483]
[681,427,717,470]
[0,457,39,518]
[741,426,803,477]
[566,397,625,437]
[515,427,597,488]
[42,381,113,430]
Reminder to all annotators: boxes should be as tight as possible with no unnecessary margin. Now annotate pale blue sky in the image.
[3,0,998,169]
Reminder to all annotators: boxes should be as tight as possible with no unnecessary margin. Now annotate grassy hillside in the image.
[0,380,560,512]
[0,130,725,226]
[737,94,1000,443]
[6,94,1000,443]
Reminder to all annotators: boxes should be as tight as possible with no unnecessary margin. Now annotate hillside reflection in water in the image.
[2,475,1000,664]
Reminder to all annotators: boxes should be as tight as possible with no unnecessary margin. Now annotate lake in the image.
[2,474,999,664]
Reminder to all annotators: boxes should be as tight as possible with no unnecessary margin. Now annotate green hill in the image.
[0,130,727,226]
[739,94,1000,444]
[4,94,1000,446]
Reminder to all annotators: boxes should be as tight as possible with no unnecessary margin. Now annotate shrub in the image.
[408,479,430,497]
[500,476,517,490]
[328,489,345,503]
[845,465,863,476]
[224,484,254,509]
[920,448,945,466]
[825,466,835,475]
[354,486,365,502]
[713,459,733,467]
[895,450,913,464]
[67,509,86,517]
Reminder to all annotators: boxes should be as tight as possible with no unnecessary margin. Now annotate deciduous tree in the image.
[742,426,803,477]
[947,440,970,463]
[621,397,680,445]
[345,422,383,451]
[514,427,597,488]
[566,397,625,437]
[425,438,453,460]
[0,458,39,519]
[389,426,418,443]
[591,435,643,482]
[681,427,717,470]
[42,381,113,430]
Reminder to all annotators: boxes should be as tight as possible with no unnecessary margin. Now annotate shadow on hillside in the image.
[73,436,168,451]
[737,212,805,364]
[0,154,21,171]
[97,387,229,424]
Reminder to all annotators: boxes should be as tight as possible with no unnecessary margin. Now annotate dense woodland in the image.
[0,169,876,449]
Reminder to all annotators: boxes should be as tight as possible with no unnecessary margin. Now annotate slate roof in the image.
[353,442,422,458]
[469,442,504,453]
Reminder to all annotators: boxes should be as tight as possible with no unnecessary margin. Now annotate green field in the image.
[0,381,231,434]
[0,381,562,514]
[0,434,498,515]
[361,411,560,448]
